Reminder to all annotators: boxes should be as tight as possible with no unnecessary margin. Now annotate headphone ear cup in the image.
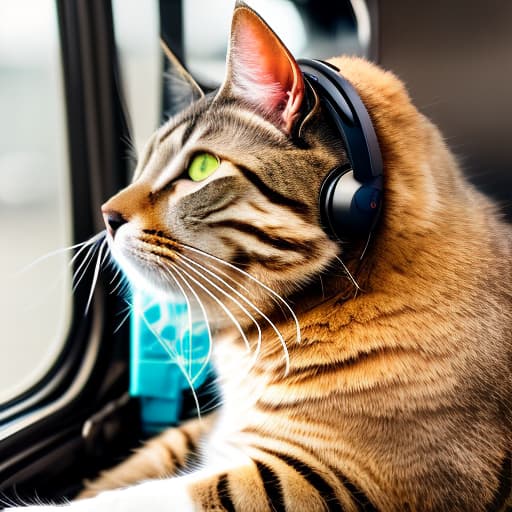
[320,167,382,240]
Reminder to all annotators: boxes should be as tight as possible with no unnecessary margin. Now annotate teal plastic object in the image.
[130,289,211,434]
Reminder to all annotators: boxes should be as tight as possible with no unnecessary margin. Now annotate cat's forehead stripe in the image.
[160,102,287,153]
[158,117,191,145]
[150,124,192,190]
[158,99,212,144]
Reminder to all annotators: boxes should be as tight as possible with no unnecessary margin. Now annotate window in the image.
[0,0,72,405]
[112,0,161,155]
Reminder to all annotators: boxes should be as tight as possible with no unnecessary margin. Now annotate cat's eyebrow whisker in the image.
[124,297,203,422]
[181,243,301,345]
[85,238,108,314]
[163,264,213,385]
[120,133,138,168]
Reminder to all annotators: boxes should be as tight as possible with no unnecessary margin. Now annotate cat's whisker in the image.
[164,266,213,386]
[14,234,102,313]
[113,307,133,334]
[334,255,363,292]
[69,236,101,268]
[174,256,260,354]
[110,269,129,295]
[181,243,301,345]
[13,235,103,315]
[85,238,108,314]
[192,257,288,319]
[100,243,112,267]
[109,266,122,288]
[16,231,104,276]
[0,490,23,508]
[174,255,289,375]
[109,268,122,286]
[319,274,326,300]
[196,259,253,294]
[125,297,203,422]
[199,391,224,415]
[174,253,263,369]
[72,240,102,293]
[156,256,194,376]
[170,259,253,356]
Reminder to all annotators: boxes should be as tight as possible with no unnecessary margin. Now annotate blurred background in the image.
[0,0,71,403]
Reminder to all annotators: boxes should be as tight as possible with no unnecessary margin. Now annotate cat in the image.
[12,1,512,511]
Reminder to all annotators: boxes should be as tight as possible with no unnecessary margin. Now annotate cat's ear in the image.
[160,39,204,116]
[221,2,305,134]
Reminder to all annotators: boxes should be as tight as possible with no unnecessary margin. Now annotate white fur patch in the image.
[7,479,195,512]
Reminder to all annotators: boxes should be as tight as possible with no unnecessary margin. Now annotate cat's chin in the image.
[109,240,183,302]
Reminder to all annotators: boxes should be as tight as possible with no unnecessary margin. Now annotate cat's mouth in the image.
[108,227,229,309]
[105,223,178,297]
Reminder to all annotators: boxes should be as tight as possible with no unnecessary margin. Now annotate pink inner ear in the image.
[230,7,304,133]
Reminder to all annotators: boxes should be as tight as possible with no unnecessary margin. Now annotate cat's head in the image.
[102,2,434,318]
[102,3,346,306]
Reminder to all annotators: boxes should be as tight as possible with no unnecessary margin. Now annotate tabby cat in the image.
[15,2,512,511]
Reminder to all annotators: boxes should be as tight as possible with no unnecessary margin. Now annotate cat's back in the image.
[327,54,512,394]
[287,56,512,509]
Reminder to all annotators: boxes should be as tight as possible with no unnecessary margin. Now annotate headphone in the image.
[298,59,383,241]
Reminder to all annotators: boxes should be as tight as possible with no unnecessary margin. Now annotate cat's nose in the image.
[102,209,127,238]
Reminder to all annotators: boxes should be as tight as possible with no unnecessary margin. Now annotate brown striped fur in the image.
[89,3,512,511]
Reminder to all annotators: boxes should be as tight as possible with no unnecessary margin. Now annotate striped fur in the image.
[70,4,512,512]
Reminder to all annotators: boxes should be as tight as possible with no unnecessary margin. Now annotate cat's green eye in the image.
[187,153,220,182]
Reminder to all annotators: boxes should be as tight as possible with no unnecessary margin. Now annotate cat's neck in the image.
[288,239,373,314]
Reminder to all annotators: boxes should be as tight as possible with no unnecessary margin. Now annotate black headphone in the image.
[298,59,383,241]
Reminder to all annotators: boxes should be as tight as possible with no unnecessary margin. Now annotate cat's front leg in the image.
[71,445,357,511]
[78,414,215,498]
[9,444,353,511]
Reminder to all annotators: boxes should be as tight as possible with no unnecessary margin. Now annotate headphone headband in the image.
[298,59,383,240]
[298,59,383,183]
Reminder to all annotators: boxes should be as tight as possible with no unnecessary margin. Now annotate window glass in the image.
[0,0,72,403]
[112,0,161,157]
[184,0,362,86]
